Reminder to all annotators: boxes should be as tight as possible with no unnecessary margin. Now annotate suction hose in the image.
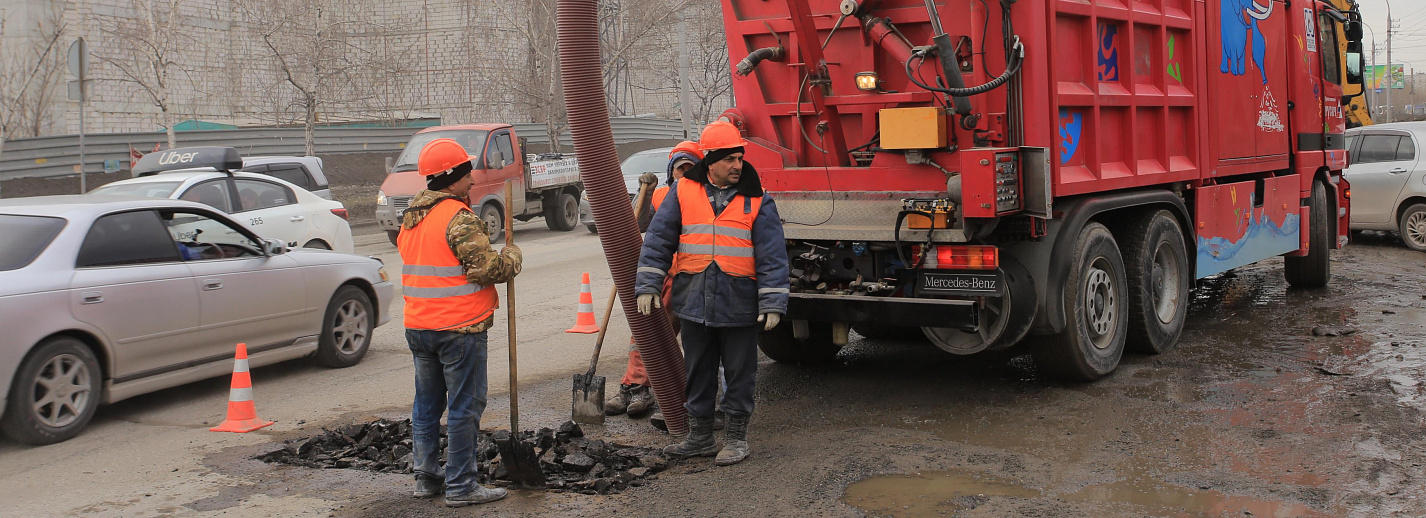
[557,0,688,435]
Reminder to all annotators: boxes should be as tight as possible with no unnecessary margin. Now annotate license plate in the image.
[919,270,1002,296]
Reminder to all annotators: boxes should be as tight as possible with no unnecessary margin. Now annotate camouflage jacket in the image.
[402,189,522,333]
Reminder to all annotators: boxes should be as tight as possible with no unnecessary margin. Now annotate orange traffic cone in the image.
[210,343,274,433]
[566,272,601,334]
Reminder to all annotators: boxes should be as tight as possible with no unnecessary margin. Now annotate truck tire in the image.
[1399,203,1426,252]
[544,191,579,231]
[758,320,841,363]
[2,337,102,445]
[922,255,1036,355]
[1120,210,1190,354]
[387,230,399,246]
[1285,180,1331,288]
[482,203,504,243]
[1031,222,1128,381]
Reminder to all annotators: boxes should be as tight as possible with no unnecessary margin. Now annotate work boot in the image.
[444,485,508,507]
[713,409,727,431]
[715,414,751,466]
[412,475,443,498]
[605,384,633,416]
[626,385,655,417]
[663,415,719,458]
[649,410,667,432]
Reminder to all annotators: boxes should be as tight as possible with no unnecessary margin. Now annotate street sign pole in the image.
[69,38,89,193]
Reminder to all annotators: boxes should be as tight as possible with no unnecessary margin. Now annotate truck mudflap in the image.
[787,293,978,330]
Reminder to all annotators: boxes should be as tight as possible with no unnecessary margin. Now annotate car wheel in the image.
[586,223,598,234]
[1,337,102,445]
[1031,222,1128,381]
[314,286,374,368]
[1285,180,1332,287]
[1400,203,1426,252]
[303,239,331,250]
[481,204,504,243]
[387,230,400,247]
[544,191,579,231]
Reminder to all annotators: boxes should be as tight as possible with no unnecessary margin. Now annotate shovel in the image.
[493,179,546,489]
[571,177,657,424]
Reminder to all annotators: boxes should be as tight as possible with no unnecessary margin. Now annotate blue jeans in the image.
[406,329,489,497]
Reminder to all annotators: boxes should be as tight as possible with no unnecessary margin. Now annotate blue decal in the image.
[1220,0,1274,84]
[1058,109,1082,164]
[1098,23,1120,82]
[1196,212,1300,277]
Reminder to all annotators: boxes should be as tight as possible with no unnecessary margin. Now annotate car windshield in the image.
[393,130,488,173]
[622,152,668,177]
[0,215,67,271]
[90,181,183,199]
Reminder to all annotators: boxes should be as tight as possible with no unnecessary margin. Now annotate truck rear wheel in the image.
[545,191,579,231]
[1031,222,1128,381]
[1120,210,1189,354]
[758,320,841,363]
[921,255,1036,355]
[387,230,399,246]
[1284,180,1331,288]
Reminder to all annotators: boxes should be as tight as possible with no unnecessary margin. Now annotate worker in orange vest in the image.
[607,141,704,420]
[397,138,522,507]
[636,122,790,466]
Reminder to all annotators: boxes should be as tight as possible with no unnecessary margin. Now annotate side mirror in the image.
[262,238,287,256]
[1345,19,1363,43]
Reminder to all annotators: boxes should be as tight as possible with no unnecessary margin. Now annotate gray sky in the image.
[1355,0,1426,72]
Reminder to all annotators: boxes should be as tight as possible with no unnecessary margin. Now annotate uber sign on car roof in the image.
[132,146,244,177]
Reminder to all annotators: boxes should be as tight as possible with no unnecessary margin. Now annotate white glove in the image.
[757,312,781,331]
[637,293,661,315]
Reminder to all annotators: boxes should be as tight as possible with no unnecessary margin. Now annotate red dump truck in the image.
[376,124,583,244]
[722,0,1365,380]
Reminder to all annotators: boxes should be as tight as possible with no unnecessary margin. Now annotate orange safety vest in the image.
[671,178,761,278]
[398,198,499,331]
[652,185,670,211]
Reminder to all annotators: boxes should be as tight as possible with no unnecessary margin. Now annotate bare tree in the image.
[96,0,192,149]
[236,0,386,155]
[0,6,67,158]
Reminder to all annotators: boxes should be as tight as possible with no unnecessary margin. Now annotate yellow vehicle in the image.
[1333,0,1372,127]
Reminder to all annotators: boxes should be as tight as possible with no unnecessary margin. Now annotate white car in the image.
[579,146,674,232]
[92,172,354,253]
[1345,123,1426,251]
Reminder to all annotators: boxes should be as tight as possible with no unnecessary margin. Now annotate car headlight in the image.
[377,190,388,205]
[378,266,389,282]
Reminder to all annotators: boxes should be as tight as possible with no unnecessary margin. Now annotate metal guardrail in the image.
[0,118,686,181]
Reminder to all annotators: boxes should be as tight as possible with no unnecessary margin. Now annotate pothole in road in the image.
[257,418,673,494]
[841,470,1329,517]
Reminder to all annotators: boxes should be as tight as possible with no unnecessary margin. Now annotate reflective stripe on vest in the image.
[397,198,498,331]
[671,177,761,278]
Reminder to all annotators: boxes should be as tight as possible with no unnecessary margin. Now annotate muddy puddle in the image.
[842,469,1324,517]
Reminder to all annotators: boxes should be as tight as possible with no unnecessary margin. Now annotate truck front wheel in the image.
[1284,180,1331,287]
[758,320,841,363]
[1121,210,1190,354]
[482,204,504,243]
[545,191,579,231]
[1032,222,1128,381]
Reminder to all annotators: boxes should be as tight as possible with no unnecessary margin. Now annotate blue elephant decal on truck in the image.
[1220,0,1274,84]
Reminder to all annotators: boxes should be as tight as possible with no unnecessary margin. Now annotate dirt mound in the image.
[258,418,674,495]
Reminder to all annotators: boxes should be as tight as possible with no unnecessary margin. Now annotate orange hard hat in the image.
[669,140,704,160]
[417,138,471,177]
[698,121,747,153]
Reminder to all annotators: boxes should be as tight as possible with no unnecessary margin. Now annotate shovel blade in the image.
[492,429,546,489]
[571,374,606,425]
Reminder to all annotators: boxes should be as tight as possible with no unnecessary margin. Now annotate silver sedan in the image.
[1345,123,1426,251]
[0,196,394,445]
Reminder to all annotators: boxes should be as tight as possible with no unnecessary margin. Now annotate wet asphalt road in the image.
[3,226,1424,517]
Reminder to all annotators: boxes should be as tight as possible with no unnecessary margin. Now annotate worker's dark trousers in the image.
[680,319,758,419]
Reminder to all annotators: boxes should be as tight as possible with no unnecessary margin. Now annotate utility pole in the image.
[677,16,694,139]
[1385,0,1394,122]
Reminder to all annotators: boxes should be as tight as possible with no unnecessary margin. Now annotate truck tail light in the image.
[331,208,349,220]
[912,245,999,270]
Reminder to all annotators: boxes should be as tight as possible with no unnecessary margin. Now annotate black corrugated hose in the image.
[557,0,688,435]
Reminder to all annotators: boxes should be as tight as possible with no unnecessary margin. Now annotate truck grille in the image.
[392,196,412,215]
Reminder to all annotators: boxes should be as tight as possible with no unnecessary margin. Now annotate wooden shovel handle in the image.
[583,179,656,380]
[503,180,519,433]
